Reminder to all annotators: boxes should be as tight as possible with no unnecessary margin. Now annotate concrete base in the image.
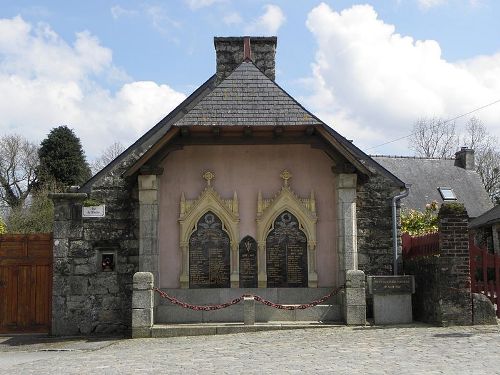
[155,288,342,324]
[373,294,412,325]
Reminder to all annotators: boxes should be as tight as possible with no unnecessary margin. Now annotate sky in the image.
[0,0,499,160]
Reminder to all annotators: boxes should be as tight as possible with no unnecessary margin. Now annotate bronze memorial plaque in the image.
[189,211,230,288]
[239,236,258,288]
[266,211,308,288]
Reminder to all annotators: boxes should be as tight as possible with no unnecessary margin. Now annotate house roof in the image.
[469,204,500,228]
[82,49,405,190]
[175,61,322,127]
[372,155,493,218]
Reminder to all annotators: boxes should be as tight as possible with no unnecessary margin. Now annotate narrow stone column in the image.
[344,270,366,325]
[244,296,256,325]
[138,169,162,286]
[132,272,154,338]
[492,223,500,255]
[336,174,358,283]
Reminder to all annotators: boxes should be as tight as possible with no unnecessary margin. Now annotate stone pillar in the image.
[49,192,86,336]
[132,272,154,338]
[344,270,366,325]
[244,296,256,325]
[438,203,472,325]
[336,174,358,283]
[138,169,162,286]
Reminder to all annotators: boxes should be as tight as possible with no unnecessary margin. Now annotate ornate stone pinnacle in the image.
[280,169,292,187]
[203,170,215,186]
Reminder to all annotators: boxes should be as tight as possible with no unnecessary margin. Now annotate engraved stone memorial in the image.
[189,211,231,288]
[239,236,258,288]
[266,211,308,287]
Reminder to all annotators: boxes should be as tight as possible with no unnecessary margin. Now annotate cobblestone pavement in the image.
[1,324,499,374]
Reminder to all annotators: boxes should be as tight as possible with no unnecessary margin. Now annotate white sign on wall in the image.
[82,205,106,218]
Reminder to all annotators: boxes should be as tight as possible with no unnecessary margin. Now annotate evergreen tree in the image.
[38,126,91,187]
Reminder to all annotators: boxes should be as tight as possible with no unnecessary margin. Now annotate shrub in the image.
[401,201,439,236]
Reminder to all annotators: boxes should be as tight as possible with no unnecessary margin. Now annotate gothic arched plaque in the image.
[189,211,230,288]
[266,211,308,287]
[239,236,258,288]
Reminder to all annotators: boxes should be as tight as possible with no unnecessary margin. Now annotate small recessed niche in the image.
[101,253,115,272]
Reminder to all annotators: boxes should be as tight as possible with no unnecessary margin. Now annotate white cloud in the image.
[304,3,500,154]
[0,16,186,159]
[110,5,137,19]
[245,4,285,35]
[223,12,242,26]
[185,0,225,10]
[417,0,447,9]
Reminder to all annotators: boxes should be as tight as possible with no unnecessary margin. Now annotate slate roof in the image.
[469,205,500,228]
[373,156,493,218]
[175,61,322,127]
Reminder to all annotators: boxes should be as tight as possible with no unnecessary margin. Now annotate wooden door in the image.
[0,234,53,333]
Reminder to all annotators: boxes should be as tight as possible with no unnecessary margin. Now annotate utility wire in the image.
[366,98,500,150]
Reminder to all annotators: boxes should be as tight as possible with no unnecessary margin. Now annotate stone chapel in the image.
[51,37,405,335]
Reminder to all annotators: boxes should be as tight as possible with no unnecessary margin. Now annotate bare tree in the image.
[90,141,125,175]
[462,117,500,203]
[0,135,39,208]
[409,117,458,158]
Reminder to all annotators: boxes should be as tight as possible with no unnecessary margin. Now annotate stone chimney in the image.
[454,147,475,170]
[214,36,277,83]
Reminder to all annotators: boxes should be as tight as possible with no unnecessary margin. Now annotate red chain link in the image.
[154,285,345,311]
[154,288,243,311]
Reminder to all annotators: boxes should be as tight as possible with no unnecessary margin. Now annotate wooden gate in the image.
[0,234,53,333]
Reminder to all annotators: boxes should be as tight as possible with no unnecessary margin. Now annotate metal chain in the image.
[154,285,345,311]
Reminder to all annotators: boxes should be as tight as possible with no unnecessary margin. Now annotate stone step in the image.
[151,322,343,338]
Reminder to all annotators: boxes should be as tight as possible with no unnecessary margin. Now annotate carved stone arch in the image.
[256,170,318,287]
[179,171,239,288]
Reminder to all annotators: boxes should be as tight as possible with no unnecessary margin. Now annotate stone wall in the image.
[404,203,473,325]
[51,163,140,335]
[357,172,400,276]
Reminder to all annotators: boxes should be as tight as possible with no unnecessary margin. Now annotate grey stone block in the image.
[346,270,366,288]
[373,294,412,325]
[152,326,217,338]
[472,293,498,325]
[256,305,295,322]
[345,305,366,325]
[132,289,153,309]
[132,308,153,328]
[244,297,255,325]
[133,272,154,290]
[203,305,243,323]
[156,305,203,323]
[295,305,342,322]
[132,327,151,338]
[344,287,366,305]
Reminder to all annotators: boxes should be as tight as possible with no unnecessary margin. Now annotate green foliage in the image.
[0,217,6,234]
[82,198,102,207]
[401,201,439,236]
[438,202,466,217]
[38,125,91,187]
[6,187,54,234]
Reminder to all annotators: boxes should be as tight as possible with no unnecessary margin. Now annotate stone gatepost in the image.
[336,174,366,325]
[344,270,366,325]
[438,203,472,325]
[138,168,162,286]
[49,192,87,335]
[132,272,154,338]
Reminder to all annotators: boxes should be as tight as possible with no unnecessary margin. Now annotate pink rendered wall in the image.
[158,144,338,287]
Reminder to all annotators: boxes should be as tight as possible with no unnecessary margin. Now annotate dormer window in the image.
[438,187,457,201]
